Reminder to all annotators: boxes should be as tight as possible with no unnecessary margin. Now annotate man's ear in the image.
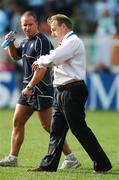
[62,23,65,28]
[36,21,39,28]
[62,23,67,30]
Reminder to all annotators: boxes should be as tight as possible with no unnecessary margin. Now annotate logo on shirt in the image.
[22,44,25,48]
[30,43,34,48]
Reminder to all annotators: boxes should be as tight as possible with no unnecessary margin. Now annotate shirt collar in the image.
[61,31,74,43]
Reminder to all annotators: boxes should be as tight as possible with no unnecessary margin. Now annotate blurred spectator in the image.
[94,40,112,72]
[2,0,13,20]
[94,8,116,72]
[0,51,23,91]
[0,52,16,72]
[0,2,9,35]
[46,0,72,15]
[84,21,98,70]
[80,0,97,23]
[27,0,45,22]
[111,13,119,65]
[60,0,72,16]
[38,22,51,35]
[96,8,115,36]
[9,1,25,34]
[71,0,97,35]
[95,0,112,19]
[71,4,87,35]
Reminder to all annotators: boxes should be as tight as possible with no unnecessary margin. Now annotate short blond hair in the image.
[47,14,72,29]
[21,11,38,21]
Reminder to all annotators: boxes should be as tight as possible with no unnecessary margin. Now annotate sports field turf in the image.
[0,109,119,180]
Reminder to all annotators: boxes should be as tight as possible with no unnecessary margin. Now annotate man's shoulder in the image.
[36,33,54,49]
[20,38,28,46]
[36,33,48,41]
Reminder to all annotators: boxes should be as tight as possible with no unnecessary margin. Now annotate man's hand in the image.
[32,61,47,71]
[32,56,53,72]
[32,61,39,71]
[22,86,33,97]
[5,31,16,42]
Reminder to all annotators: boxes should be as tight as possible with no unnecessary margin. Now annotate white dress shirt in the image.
[37,31,86,86]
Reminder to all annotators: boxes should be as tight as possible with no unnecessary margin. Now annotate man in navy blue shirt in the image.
[0,11,80,169]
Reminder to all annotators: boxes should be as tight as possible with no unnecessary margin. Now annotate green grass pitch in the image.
[0,109,119,180]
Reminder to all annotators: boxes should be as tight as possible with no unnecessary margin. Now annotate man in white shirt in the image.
[29,14,112,173]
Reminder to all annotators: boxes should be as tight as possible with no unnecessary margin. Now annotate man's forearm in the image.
[27,68,47,89]
[8,43,19,61]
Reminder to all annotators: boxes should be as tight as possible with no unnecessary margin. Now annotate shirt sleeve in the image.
[37,38,78,67]
[36,36,54,59]
[16,42,23,59]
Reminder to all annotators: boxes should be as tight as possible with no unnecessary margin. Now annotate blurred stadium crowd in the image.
[0,0,119,35]
[0,0,119,72]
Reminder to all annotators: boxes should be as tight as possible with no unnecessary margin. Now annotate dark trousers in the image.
[40,82,112,171]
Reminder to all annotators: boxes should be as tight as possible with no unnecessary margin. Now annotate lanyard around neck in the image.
[66,32,75,39]
[60,32,75,45]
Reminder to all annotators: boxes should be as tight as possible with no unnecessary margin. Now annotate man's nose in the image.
[26,26,30,30]
[51,32,54,36]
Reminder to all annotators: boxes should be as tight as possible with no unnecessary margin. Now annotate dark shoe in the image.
[27,167,55,172]
[27,167,47,172]
[94,168,112,174]
[94,161,112,173]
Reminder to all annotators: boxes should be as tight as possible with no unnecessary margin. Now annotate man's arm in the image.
[32,38,78,70]
[8,43,19,61]
[22,67,47,97]
[5,32,20,61]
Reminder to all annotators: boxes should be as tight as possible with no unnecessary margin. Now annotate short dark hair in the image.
[21,11,38,21]
[47,14,72,29]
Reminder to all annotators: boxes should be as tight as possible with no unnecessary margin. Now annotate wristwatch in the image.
[26,85,33,91]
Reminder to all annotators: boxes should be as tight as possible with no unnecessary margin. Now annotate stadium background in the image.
[0,0,119,110]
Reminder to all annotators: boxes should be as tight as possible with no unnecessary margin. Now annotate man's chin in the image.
[26,34,33,38]
[54,37,58,41]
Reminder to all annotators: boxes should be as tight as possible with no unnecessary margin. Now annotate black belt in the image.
[57,80,84,92]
